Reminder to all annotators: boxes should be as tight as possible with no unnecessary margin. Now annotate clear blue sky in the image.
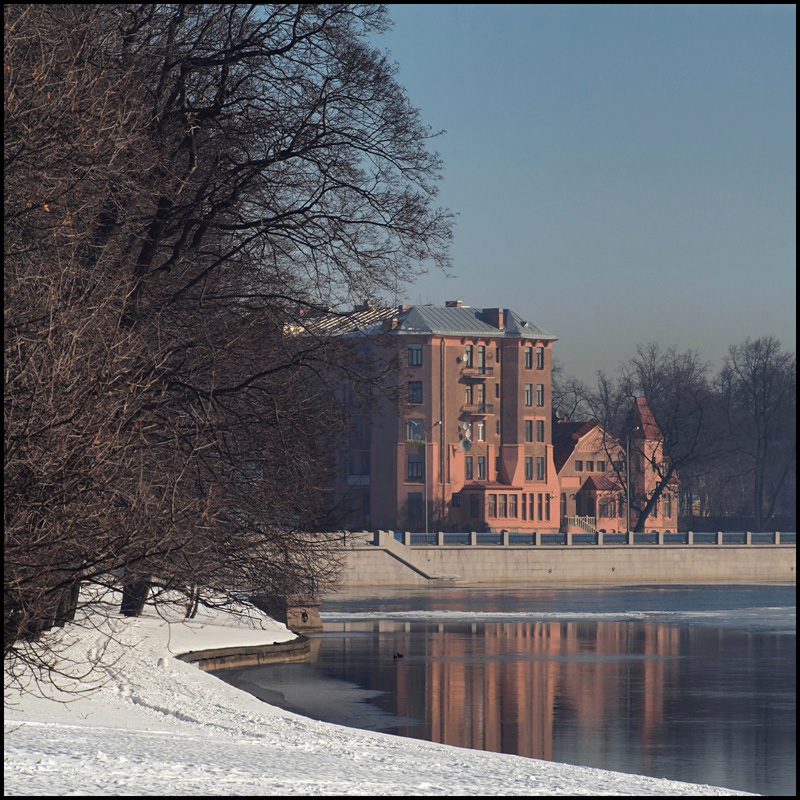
[371,4,796,384]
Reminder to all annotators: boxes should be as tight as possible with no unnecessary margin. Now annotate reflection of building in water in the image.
[386,620,680,761]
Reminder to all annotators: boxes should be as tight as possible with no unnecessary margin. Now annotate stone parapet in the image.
[337,541,795,587]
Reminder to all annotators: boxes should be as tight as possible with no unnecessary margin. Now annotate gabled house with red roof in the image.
[554,397,679,533]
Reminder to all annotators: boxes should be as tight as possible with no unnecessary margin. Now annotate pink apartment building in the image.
[337,301,560,533]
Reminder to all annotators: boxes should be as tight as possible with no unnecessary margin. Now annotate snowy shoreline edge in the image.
[177,634,311,671]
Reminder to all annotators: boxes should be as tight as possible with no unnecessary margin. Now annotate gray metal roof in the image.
[395,305,556,340]
[291,303,556,341]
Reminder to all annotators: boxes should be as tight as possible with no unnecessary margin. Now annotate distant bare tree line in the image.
[4,3,452,686]
[553,338,796,532]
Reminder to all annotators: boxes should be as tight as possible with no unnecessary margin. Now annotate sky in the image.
[4,597,754,796]
[371,4,796,385]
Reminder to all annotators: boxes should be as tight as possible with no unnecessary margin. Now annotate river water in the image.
[214,584,796,796]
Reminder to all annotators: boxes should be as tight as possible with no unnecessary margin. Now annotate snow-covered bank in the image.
[4,605,755,796]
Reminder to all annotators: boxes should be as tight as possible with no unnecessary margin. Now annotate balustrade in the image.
[372,529,794,548]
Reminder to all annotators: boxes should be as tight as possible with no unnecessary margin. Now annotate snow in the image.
[4,601,756,796]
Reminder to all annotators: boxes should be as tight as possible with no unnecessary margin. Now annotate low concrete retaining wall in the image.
[338,531,796,586]
[177,635,310,671]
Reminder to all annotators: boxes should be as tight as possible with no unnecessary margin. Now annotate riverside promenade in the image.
[337,529,796,587]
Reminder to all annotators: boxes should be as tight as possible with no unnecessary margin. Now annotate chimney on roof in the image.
[353,301,375,313]
[445,299,462,308]
[483,308,505,330]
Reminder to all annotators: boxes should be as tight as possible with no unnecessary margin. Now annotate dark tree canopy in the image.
[716,337,796,530]
[4,3,452,678]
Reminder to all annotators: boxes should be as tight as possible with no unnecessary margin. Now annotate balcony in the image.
[462,365,494,378]
[461,402,494,416]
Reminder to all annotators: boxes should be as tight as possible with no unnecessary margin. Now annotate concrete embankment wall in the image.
[177,636,310,671]
[338,535,796,586]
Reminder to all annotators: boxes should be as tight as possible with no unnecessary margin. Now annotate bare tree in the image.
[5,3,452,684]
[551,358,590,422]
[716,337,796,531]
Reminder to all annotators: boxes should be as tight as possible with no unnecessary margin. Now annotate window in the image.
[488,494,497,517]
[495,419,500,436]
[664,494,672,518]
[525,457,533,480]
[409,381,422,404]
[452,493,462,508]
[525,420,533,442]
[536,347,544,370]
[521,494,527,520]
[408,344,422,367]
[465,384,473,405]
[536,457,545,480]
[575,460,583,472]
[350,416,367,442]
[476,383,485,405]
[495,382,500,398]
[650,499,659,518]
[477,456,487,480]
[498,494,507,518]
[408,493,423,524]
[536,383,545,407]
[525,347,533,369]
[545,493,551,521]
[407,456,423,481]
[469,494,479,518]
[464,345,473,367]
[476,420,485,441]
[586,461,594,472]
[509,494,518,518]
[477,345,486,373]
[347,451,370,475]
[524,384,533,406]
[537,493,543,521]
[599,497,616,517]
[596,460,605,473]
[465,456,473,480]
[407,419,423,441]
[536,419,545,442]
[496,347,501,362]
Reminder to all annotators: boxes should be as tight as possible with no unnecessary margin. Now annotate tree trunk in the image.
[120,579,150,617]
